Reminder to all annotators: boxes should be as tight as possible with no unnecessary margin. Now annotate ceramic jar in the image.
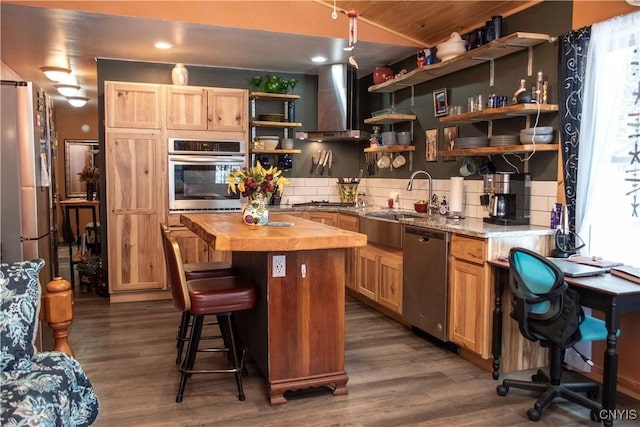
[373,66,394,85]
[264,75,282,93]
[171,63,189,86]
[242,194,269,225]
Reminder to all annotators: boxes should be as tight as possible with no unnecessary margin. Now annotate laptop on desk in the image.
[546,258,610,277]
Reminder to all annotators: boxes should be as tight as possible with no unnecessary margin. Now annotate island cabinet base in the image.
[232,249,348,405]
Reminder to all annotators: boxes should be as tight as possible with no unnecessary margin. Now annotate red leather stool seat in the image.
[188,277,256,315]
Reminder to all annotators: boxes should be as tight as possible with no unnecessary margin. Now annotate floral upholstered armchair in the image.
[1,259,99,426]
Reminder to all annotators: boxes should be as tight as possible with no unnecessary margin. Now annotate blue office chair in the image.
[496,248,611,422]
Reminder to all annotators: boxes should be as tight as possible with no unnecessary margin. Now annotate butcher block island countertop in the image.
[181,212,367,251]
[180,213,367,405]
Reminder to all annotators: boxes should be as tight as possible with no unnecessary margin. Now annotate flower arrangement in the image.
[227,162,289,201]
[77,166,100,184]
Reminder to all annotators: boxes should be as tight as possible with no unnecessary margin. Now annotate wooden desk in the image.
[489,259,640,424]
[58,199,100,288]
[181,213,367,405]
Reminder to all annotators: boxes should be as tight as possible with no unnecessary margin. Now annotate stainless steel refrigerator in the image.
[1,80,57,284]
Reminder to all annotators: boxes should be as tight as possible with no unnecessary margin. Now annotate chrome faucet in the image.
[407,170,437,214]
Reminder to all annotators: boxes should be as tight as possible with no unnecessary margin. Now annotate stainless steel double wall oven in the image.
[168,138,246,213]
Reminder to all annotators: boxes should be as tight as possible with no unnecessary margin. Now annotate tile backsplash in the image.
[281,177,558,228]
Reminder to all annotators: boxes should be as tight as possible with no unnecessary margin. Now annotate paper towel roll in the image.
[449,177,464,213]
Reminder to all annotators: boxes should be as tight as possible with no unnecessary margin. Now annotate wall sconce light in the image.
[40,66,72,82]
[67,96,89,107]
[55,84,81,97]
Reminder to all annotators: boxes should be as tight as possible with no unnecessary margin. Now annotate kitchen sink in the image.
[363,211,424,221]
[359,211,426,249]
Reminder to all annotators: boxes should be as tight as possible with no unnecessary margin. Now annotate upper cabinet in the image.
[368,33,555,93]
[105,82,162,129]
[166,86,247,132]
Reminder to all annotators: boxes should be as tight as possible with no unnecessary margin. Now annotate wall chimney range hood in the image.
[296,64,369,142]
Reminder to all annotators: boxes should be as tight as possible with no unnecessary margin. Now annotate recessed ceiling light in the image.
[67,97,89,108]
[55,84,81,97]
[312,56,328,63]
[41,66,72,82]
[155,41,173,49]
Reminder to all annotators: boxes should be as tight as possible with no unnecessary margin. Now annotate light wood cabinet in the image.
[356,244,403,315]
[105,82,162,129]
[337,214,359,291]
[166,86,247,132]
[378,254,403,313]
[449,257,487,355]
[105,132,165,292]
[304,211,338,227]
[448,234,491,358]
[104,81,248,301]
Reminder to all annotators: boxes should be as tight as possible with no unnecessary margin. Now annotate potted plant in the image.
[227,161,290,225]
[77,166,100,200]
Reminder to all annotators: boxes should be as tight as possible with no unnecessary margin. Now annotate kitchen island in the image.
[180,212,367,405]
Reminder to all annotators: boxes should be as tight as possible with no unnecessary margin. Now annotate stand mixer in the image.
[481,172,531,225]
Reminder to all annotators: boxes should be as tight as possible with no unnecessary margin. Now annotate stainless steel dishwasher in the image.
[402,225,450,342]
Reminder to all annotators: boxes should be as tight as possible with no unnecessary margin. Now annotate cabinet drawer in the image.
[337,213,359,232]
[451,234,486,264]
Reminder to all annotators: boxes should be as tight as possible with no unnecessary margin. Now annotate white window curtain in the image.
[577,10,640,267]
[568,10,640,372]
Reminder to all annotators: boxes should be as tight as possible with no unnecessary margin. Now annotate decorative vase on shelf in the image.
[373,66,393,85]
[86,183,95,201]
[241,193,269,225]
[264,75,281,94]
[171,63,189,86]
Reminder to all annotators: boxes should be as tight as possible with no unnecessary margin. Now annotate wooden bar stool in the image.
[162,221,238,364]
[160,224,256,402]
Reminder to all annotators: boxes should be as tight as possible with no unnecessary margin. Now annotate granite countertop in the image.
[273,205,554,239]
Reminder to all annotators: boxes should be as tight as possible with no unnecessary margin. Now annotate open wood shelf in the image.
[364,145,416,153]
[439,144,558,157]
[250,149,302,154]
[364,113,417,125]
[439,104,558,124]
[251,120,302,128]
[368,32,554,93]
[249,92,300,101]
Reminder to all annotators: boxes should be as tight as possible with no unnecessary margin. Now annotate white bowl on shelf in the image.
[436,32,467,62]
[520,126,554,135]
[258,139,279,149]
[519,133,554,144]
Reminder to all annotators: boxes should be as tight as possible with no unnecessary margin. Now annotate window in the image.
[577,11,640,267]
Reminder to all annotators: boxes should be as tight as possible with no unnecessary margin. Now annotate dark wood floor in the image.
[58,247,638,427]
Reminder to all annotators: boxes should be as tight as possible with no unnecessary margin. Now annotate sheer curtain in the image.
[577,10,640,267]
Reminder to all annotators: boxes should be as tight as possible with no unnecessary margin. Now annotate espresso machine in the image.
[481,172,531,225]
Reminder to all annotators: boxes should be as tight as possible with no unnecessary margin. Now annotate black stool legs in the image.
[176,313,246,403]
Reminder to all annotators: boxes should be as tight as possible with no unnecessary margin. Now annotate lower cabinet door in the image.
[356,246,378,300]
[448,258,487,355]
[378,254,403,314]
[109,213,165,292]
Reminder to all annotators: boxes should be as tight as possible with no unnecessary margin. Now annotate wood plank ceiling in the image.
[324,1,542,46]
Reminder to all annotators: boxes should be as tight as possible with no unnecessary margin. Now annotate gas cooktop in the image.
[292,200,354,208]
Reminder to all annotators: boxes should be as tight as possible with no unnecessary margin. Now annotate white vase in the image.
[241,194,269,225]
[171,63,189,86]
